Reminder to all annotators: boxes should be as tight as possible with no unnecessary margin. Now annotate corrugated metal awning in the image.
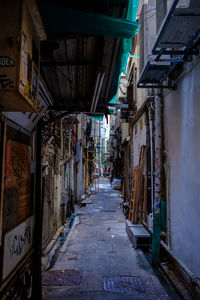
[36,0,140,114]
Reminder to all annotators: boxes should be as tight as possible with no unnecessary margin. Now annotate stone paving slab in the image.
[43,179,172,300]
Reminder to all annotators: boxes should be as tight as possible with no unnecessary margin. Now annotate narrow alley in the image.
[0,0,200,299]
[43,178,171,300]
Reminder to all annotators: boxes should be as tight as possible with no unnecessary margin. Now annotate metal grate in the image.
[43,270,82,286]
[103,276,144,294]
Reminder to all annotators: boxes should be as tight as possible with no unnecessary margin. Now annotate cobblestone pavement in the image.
[43,179,174,300]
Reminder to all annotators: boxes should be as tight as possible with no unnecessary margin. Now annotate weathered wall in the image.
[69,158,75,194]
[132,114,147,167]
[54,171,62,229]
[42,159,55,247]
[42,147,63,248]
[164,61,200,277]
[76,116,86,203]
[76,146,85,203]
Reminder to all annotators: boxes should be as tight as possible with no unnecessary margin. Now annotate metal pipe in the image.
[32,121,43,300]
[148,103,154,215]
[154,89,162,214]
[98,120,101,192]
[152,88,163,266]
[93,72,105,113]
[90,73,101,112]
[160,240,200,289]
[61,119,63,159]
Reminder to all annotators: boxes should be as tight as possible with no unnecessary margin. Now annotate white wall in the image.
[165,61,200,277]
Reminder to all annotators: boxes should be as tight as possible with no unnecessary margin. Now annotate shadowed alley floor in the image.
[43,179,173,300]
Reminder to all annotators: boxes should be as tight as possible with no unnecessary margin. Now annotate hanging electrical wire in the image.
[136,7,156,17]
[139,13,156,23]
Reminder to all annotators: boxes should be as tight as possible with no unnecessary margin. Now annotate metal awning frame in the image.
[137,61,177,89]
[137,0,200,89]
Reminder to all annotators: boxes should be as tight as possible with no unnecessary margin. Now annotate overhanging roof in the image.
[137,0,200,89]
[36,0,140,114]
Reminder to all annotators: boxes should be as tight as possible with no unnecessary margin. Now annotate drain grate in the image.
[103,276,144,294]
[43,270,82,286]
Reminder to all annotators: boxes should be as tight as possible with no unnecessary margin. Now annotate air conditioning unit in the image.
[0,0,45,111]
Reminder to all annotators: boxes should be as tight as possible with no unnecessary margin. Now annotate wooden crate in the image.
[0,0,41,111]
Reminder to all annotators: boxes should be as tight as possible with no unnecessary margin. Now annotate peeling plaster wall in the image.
[76,147,85,203]
[165,61,200,277]
[42,160,55,248]
[42,155,63,248]
[69,158,75,195]
[54,171,62,229]
[133,114,147,167]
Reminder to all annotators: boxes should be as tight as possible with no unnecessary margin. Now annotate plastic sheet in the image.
[109,0,140,104]
[39,3,140,39]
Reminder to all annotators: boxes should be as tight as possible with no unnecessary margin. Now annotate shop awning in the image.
[38,3,139,39]
[36,0,140,115]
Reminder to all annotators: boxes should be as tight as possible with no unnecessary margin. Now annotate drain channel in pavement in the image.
[103,276,145,294]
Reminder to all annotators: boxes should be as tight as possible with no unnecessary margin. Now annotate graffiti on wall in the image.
[3,140,31,232]
[9,223,31,257]
[3,95,47,132]
[3,216,34,280]
[0,74,14,89]
[12,151,25,188]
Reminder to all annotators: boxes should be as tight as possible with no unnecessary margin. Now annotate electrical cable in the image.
[54,66,72,83]
[139,13,156,23]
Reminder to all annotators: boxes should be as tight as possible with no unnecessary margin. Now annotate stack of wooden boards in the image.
[128,145,147,224]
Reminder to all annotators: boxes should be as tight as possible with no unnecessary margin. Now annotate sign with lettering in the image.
[3,216,34,280]
[3,93,48,132]
[0,56,15,67]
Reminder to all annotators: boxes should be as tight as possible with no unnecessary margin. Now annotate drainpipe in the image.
[152,88,163,266]
[148,99,154,216]
[33,120,43,300]
[61,119,63,160]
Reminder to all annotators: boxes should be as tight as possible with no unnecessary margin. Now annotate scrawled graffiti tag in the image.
[12,152,25,187]
[0,74,14,88]
[3,216,33,280]
[9,224,31,257]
